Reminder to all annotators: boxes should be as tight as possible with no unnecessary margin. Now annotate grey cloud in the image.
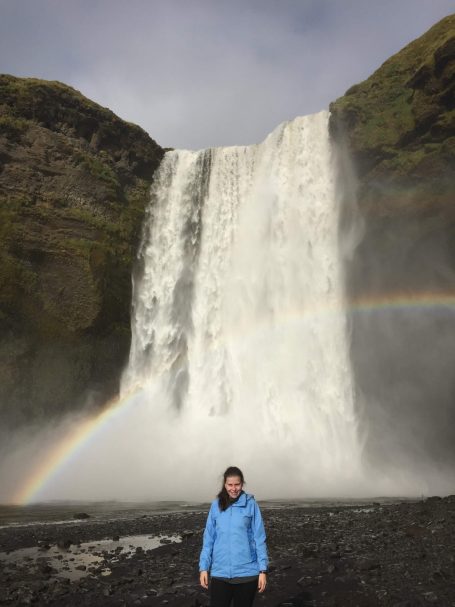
[0,0,453,149]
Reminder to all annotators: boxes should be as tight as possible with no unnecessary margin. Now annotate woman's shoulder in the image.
[244,493,264,514]
[242,493,260,510]
[209,498,221,511]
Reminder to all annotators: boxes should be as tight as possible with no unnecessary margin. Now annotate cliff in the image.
[329,15,455,467]
[0,75,164,426]
[330,14,454,218]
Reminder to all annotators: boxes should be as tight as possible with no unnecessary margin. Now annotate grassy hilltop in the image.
[330,14,454,216]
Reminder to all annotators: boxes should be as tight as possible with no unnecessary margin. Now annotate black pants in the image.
[210,577,258,607]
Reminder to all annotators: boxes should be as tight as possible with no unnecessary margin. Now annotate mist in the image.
[2,114,455,506]
[347,214,455,483]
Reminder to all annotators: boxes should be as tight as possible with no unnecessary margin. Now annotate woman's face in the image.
[225,475,243,499]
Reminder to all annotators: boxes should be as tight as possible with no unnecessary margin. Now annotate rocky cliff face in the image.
[329,15,455,469]
[0,75,164,427]
[330,14,454,218]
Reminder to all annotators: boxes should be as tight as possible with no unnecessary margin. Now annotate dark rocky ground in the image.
[1,497,455,606]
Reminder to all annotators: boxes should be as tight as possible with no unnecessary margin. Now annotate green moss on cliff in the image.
[330,14,455,215]
[0,115,28,141]
[0,74,164,426]
[0,75,159,179]
[74,151,121,197]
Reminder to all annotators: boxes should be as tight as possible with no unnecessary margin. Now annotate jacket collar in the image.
[231,491,248,507]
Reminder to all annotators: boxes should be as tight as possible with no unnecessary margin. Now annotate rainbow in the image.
[12,386,144,505]
[11,290,455,505]
[346,291,455,317]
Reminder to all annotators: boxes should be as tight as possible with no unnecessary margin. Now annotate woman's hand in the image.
[258,572,267,592]
[199,570,209,589]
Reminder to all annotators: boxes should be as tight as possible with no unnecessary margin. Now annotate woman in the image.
[199,466,268,607]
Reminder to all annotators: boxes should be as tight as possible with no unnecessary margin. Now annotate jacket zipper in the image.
[229,506,233,578]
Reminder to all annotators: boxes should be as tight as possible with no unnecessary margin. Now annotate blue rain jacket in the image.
[199,492,268,578]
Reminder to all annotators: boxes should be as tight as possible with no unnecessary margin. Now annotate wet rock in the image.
[296,575,312,587]
[73,512,91,519]
[355,557,380,571]
[182,529,194,538]
[145,588,158,596]
[38,563,55,575]
[403,524,427,538]
[2,498,455,607]
[57,538,73,549]
[160,537,173,544]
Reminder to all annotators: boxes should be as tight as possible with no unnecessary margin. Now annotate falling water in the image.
[6,112,455,504]
[119,111,364,499]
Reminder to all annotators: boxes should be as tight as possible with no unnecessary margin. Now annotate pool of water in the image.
[0,533,181,580]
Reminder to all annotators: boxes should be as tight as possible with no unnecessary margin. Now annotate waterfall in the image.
[120,111,363,498]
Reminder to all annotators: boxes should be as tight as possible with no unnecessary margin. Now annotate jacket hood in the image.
[231,492,254,507]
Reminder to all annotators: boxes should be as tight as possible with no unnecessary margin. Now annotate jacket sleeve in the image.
[199,501,217,572]
[252,500,268,571]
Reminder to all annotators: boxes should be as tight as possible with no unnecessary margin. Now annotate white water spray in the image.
[119,111,363,499]
[5,112,455,504]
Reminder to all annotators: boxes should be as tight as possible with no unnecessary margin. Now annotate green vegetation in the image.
[74,151,120,195]
[0,114,28,141]
[0,74,163,426]
[330,13,455,209]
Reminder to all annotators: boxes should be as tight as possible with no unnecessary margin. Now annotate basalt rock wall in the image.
[329,15,455,469]
[0,75,164,427]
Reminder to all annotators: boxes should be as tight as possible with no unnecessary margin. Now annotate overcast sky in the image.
[0,1,453,149]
